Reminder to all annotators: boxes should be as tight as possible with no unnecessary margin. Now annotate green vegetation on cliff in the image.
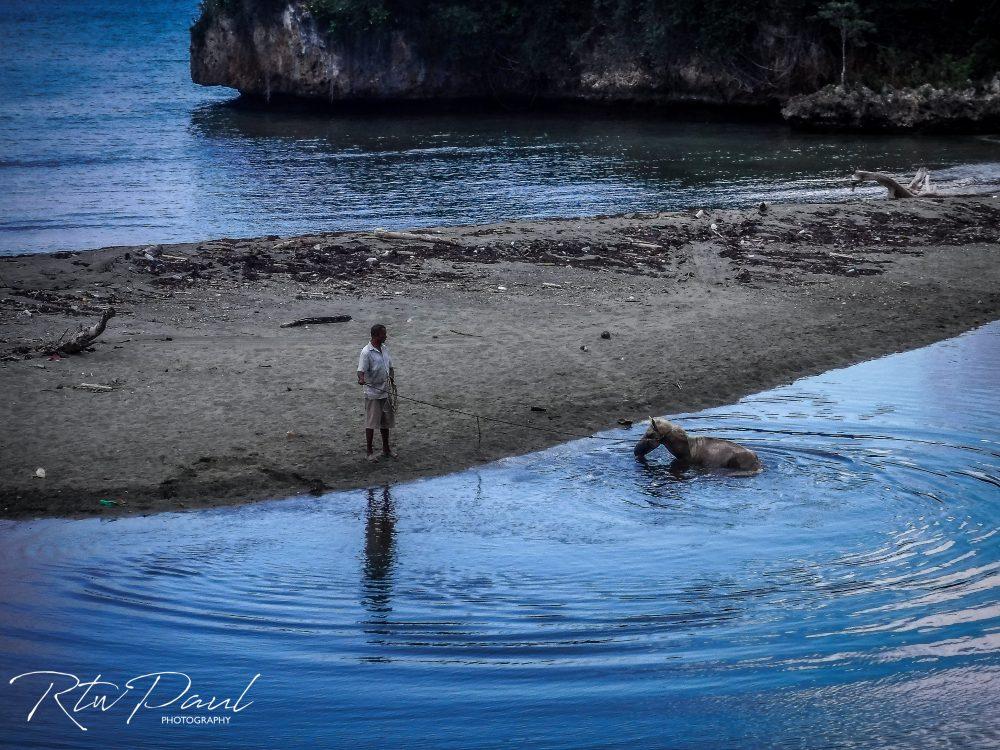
[297,0,999,87]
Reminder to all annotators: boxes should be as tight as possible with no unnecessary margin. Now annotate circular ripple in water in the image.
[0,324,998,749]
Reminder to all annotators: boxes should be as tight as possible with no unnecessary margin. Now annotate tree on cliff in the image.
[818,1,875,87]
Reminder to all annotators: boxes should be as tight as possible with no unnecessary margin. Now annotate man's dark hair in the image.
[371,323,386,338]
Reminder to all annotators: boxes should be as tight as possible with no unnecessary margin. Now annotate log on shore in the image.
[53,308,116,355]
[852,168,935,199]
[280,315,352,328]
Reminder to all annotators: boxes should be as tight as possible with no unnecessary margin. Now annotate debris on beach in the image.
[74,383,113,392]
[851,167,935,199]
[51,308,116,355]
[373,228,460,246]
[280,315,352,328]
[3,197,999,368]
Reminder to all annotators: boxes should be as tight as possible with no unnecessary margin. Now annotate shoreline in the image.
[2,196,999,519]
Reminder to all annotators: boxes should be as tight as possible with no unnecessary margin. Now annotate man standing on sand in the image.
[357,323,396,462]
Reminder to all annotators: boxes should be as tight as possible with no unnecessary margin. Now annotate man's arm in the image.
[357,349,367,385]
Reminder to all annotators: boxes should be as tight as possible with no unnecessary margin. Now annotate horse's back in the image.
[695,437,761,471]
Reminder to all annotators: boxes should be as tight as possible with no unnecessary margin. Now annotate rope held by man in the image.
[362,380,632,445]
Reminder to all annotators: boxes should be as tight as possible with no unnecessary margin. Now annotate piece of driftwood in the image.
[280,315,352,328]
[625,239,662,251]
[55,308,115,354]
[852,167,934,199]
[373,229,460,246]
[74,383,113,392]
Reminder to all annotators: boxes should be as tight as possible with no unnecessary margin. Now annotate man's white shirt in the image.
[358,343,393,399]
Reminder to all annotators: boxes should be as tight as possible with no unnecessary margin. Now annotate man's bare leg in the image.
[381,428,395,458]
[366,428,378,461]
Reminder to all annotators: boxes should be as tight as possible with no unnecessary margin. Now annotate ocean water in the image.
[1,323,998,748]
[2,0,1000,256]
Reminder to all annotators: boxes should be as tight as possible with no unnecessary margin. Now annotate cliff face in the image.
[190,0,828,107]
[191,1,474,101]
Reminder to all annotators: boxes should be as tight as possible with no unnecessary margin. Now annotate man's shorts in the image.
[365,397,396,430]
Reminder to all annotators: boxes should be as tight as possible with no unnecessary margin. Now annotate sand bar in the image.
[1,196,998,518]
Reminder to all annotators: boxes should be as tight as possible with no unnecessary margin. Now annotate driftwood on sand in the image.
[852,167,935,199]
[373,228,461,246]
[280,315,352,328]
[52,308,115,354]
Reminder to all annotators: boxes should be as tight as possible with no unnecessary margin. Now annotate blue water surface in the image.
[1,323,998,748]
[2,0,1000,255]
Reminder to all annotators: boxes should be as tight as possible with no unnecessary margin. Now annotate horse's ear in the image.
[649,417,659,433]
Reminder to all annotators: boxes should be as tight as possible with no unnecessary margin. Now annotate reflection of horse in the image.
[362,486,396,616]
[634,418,762,475]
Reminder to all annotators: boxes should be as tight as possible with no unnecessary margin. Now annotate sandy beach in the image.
[1,196,998,518]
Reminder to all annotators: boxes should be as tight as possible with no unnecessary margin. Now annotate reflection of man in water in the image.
[362,486,396,618]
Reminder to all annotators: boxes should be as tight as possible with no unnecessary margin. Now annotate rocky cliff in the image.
[190,0,1000,130]
[192,1,473,102]
[190,0,829,108]
[782,78,1000,132]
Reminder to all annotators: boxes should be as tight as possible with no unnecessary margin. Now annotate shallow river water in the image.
[1,323,998,748]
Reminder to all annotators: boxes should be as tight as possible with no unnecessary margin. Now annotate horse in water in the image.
[634,418,761,475]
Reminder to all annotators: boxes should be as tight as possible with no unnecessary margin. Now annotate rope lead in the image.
[362,381,633,445]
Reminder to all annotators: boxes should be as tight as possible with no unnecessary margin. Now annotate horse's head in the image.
[634,417,675,459]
